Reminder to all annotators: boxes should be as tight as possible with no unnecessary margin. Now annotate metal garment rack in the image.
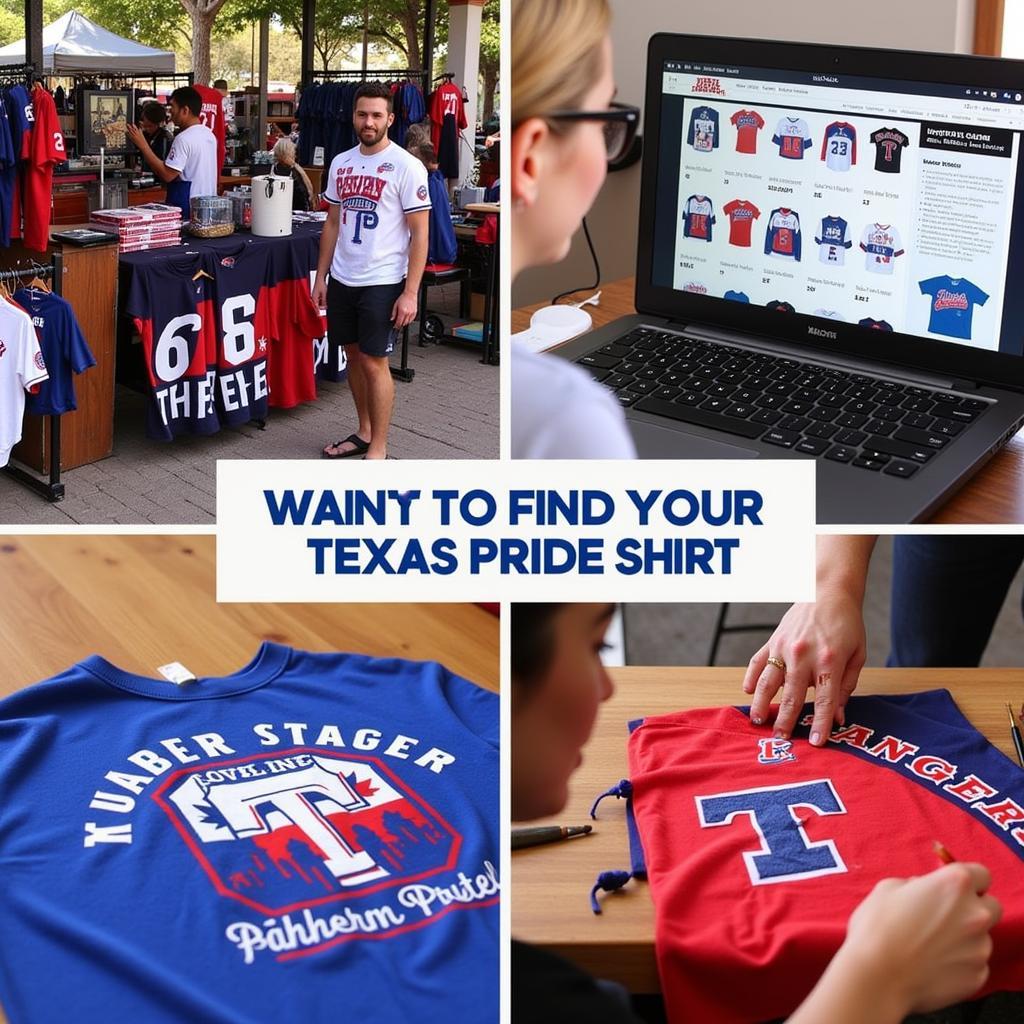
[2,254,66,502]
[306,67,430,94]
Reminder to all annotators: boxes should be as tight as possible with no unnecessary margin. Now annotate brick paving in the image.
[0,304,498,526]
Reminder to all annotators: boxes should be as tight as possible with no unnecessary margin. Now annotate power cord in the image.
[552,216,601,304]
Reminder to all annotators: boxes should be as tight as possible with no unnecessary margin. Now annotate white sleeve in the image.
[18,316,48,389]
[164,132,188,173]
[322,155,342,204]
[401,158,431,213]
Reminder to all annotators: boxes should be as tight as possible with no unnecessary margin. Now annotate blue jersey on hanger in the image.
[13,288,96,415]
[0,645,499,1024]
[0,87,19,246]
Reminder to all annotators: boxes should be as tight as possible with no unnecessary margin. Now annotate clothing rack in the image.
[2,253,66,503]
[306,67,429,94]
[0,62,35,88]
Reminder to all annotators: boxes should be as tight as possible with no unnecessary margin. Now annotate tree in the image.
[478,0,499,121]
[78,0,190,51]
[177,0,231,84]
[365,0,423,70]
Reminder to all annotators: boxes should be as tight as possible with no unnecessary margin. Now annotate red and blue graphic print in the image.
[682,195,716,241]
[0,646,499,1022]
[336,165,386,244]
[621,691,1024,1024]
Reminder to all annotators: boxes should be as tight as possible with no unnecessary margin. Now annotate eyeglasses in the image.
[546,101,641,165]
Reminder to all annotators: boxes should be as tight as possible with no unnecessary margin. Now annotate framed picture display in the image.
[77,87,133,155]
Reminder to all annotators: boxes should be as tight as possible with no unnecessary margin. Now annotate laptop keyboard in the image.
[576,326,990,479]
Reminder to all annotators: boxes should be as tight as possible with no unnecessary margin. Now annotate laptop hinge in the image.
[950,378,982,392]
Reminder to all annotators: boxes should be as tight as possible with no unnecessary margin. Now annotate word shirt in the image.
[0,297,47,465]
[682,195,715,241]
[687,106,720,152]
[624,691,1024,1024]
[764,208,802,260]
[821,121,857,171]
[722,200,760,247]
[771,117,812,160]
[730,109,764,154]
[919,275,989,340]
[860,223,904,274]
[815,216,852,266]
[870,126,910,173]
[323,140,430,287]
[0,645,499,1023]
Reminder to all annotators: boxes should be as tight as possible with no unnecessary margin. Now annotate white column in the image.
[446,0,483,184]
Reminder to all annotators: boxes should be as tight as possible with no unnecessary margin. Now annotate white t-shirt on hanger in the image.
[0,299,48,467]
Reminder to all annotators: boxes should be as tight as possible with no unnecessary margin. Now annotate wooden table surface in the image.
[512,665,1024,993]
[512,278,1024,525]
[0,535,498,1024]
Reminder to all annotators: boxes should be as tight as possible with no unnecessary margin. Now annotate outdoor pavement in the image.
[0,298,499,526]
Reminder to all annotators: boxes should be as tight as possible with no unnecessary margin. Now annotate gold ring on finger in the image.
[766,656,786,672]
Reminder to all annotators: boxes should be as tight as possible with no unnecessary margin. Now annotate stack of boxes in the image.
[89,203,183,254]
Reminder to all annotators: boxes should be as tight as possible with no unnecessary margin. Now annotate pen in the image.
[512,825,592,850]
[1007,703,1024,769]
[933,841,956,864]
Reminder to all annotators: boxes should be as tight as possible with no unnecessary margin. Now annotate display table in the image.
[512,665,1024,993]
[512,277,1024,525]
[465,203,500,366]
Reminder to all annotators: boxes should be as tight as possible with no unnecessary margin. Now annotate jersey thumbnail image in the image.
[724,290,750,303]
[765,208,802,261]
[860,224,904,275]
[687,105,720,153]
[858,318,894,331]
[682,281,709,294]
[730,109,765,154]
[772,116,812,160]
[919,275,989,340]
[723,199,760,247]
[815,216,853,266]
[821,121,857,171]
[682,195,716,241]
[814,309,844,321]
[870,126,910,173]
[766,299,796,313]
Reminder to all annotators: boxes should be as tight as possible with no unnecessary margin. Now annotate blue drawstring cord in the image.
[589,779,633,820]
[590,869,632,914]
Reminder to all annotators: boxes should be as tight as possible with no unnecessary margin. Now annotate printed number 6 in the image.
[155,313,201,383]
[222,294,256,366]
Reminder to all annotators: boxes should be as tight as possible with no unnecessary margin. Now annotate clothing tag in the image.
[157,662,198,687]
[313,146,324,167]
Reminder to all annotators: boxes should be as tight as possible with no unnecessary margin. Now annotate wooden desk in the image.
[513,278,1024,525]
[512,666,1024,992]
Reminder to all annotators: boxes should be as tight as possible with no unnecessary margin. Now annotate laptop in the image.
[556,34,1024,524]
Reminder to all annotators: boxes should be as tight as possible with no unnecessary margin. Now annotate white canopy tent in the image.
[0,10,175,75]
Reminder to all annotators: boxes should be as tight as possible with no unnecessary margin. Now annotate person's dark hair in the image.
[354,81,393,111]
[511,604,564,693]
[414,141,436,166]
[212,79,228,91]
[170,86,202,119]
[140,100,167,127]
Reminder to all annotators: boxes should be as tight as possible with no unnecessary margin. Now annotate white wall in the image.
[514,0,976,306]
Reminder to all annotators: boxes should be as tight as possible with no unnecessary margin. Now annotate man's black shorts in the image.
[326,278,405,357]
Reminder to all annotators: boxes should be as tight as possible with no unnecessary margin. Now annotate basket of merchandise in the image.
[189,196,235,238]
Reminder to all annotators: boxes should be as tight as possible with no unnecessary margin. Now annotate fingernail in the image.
[774,729,786,739]
[752,715,763,726]
[810,731,821,746]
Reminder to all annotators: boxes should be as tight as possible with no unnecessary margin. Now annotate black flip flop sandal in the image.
[322,434,370,459]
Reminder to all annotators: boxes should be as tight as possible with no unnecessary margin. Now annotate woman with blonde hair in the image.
[272,137,315,210]
[511,0,639,460]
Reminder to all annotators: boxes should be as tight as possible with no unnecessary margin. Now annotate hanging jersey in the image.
[22,85,65,252]
[125,252,220,440]
[814,216,852,266]
[194,84,228,173]
[0,644,499,1024]
[687,106,719,152]
[13,288,95,416]
[429,83,467,178]
[870,127,910,172]
[860,223,904,274]
[919,275,989,340]
[820,121,857,170]
[682,195,715,241]
[622,691,1024,1024]
[0,92,16,246]
[723,290,749,303]
[766,300,796,313]
[764,208,801,260]
[729,109,764,154]
[722,199,759,247]
[0,298,47,466]
[771,117,811,159]
[859,318,894,331]
[323,141,431,287]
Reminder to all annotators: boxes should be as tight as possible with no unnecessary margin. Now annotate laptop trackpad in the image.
[630,419,761,459]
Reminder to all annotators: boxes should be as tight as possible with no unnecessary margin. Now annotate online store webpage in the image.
[652,61,1024,357]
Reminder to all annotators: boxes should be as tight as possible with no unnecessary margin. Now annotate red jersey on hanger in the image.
[22,85,65,252]
[194,84,227,173]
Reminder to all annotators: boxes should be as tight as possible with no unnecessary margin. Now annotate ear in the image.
[510,117,550,208]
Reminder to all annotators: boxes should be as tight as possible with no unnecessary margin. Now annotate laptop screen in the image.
[642,37,1024,377]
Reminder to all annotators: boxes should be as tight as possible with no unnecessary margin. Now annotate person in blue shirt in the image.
[412,142,457,266]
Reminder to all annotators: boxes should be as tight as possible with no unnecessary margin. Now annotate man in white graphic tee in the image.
[313,83,431,460]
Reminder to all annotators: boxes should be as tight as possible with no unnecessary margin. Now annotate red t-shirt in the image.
[22,86,65,252]
[428,83,467,153]
[194,84,227,173]
[722,199,760,247]
[730,109,765,154]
